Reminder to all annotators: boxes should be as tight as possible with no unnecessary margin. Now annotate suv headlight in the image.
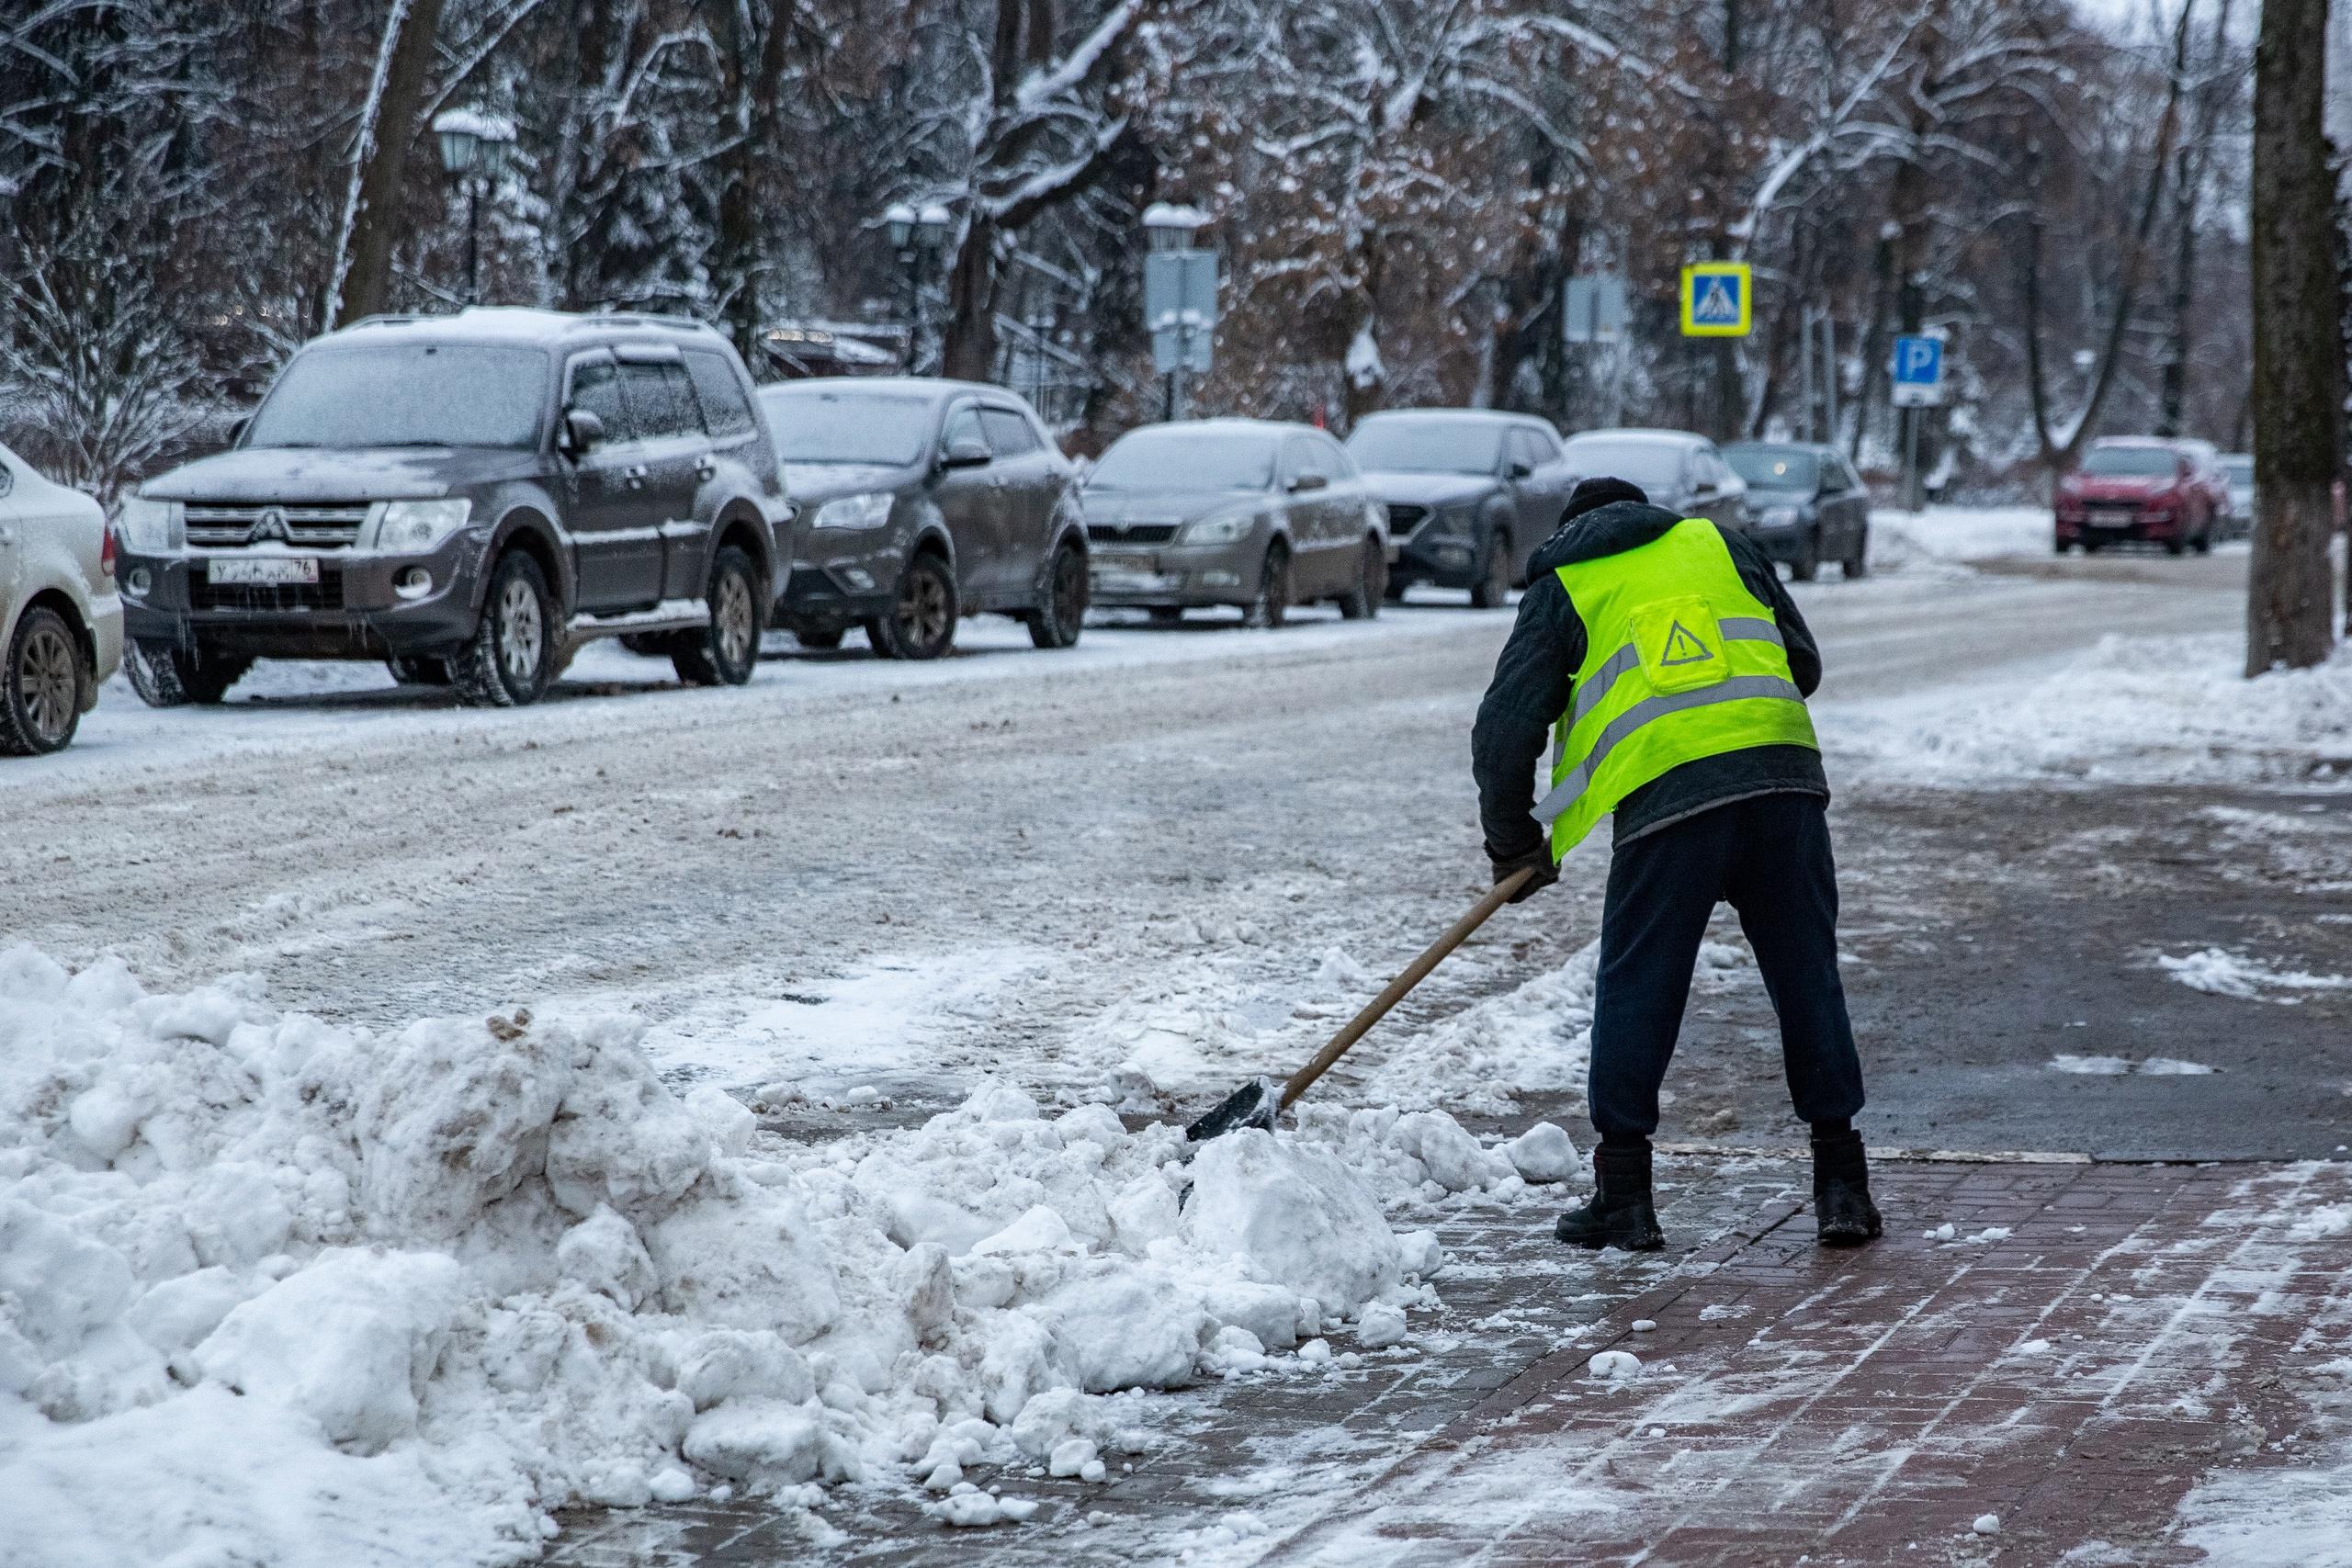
[1755,505,1802,530]
[1432,504,1478,536]
[1183,509,1256,545]
[811,491,894,529]
[370,499,472,553]
[117,495,184,553]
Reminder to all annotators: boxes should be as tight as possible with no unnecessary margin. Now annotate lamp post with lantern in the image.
[884,200,952,372]
[432,109,516,306]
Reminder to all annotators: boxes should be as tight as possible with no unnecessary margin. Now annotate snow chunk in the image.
[1588,1350,1641,1381]
[1504,1122,1584,1183]
[1182,1131,1400,1314]
[192,1247,464,1453]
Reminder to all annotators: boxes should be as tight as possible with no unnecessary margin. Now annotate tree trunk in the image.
[328,0,448,329]
[718,1,793,365]
[2246,0,2342,674]
[942,219,1001,382]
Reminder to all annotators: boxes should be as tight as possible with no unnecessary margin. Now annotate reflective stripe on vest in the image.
[1534,519,1817,853]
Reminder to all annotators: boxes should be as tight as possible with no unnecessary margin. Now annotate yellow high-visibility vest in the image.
[1536,519,1818,855]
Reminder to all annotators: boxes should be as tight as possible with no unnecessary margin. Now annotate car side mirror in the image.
[1289,472,1329,493]
[942,434,991,468]
[560,408,605,455]
[1509,460,1533,479]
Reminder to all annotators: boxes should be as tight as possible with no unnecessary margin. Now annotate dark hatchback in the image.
[757,378,1089,659]
[1721,442,1871,580]
[1344,410,1575,606]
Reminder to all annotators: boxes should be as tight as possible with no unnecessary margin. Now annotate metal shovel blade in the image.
[1185,1075,1281,1142]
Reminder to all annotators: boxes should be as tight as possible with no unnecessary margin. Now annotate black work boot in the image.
[1555,1142,1665,1251]
[1812,1124,1883,1247]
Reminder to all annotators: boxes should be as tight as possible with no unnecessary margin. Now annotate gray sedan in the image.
[1081,420,1387,627]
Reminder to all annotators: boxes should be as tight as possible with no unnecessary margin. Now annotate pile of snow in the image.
[1866,505,2051,570]
[1831,634,2352,787]
[0,948,1462,1564]
[2156,947,2352,1004]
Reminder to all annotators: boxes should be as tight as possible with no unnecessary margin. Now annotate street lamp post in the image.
[885,201,952,372]
[433,109,516,306]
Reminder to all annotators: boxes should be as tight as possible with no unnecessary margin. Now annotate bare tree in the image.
[2245,0,2341,674]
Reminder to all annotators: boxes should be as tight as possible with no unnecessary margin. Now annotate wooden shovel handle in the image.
[1279,866,1537,1109]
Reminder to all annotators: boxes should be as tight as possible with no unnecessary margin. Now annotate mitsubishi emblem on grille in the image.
[252,507,288,544]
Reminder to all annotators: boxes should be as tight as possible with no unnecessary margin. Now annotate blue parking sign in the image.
[1891,334,1943,406]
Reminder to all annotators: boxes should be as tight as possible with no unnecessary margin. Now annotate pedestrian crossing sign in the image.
[1680,262,1751,338]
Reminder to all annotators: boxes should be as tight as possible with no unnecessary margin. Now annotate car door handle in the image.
[623,464,650,489]
[695,457,718,478]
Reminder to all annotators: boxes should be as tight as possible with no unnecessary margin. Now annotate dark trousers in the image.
[1589,791,1865,1141]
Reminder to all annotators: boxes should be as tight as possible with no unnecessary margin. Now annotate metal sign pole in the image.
[1820,315,1838,446]
[1799,305,1816,443]
[1904,406,1923,513]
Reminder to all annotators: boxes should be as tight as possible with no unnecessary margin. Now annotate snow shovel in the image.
[1185,867,1538,1141]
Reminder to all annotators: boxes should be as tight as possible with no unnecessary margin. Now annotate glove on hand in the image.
[1488,840,1560,903]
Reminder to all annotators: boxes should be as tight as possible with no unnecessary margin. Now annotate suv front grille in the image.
[186,503,370,549]
[1089,523,1180,545]
[190,566,346,614]
[1387,503,1428,535]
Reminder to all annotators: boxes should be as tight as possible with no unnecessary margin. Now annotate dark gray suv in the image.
[756,378,1088,660]
[117,308,791,706]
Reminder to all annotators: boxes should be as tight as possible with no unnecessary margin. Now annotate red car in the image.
[2054,438,2219,556]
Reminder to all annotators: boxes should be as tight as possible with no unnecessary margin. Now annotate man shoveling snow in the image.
[1473,478,1880,1251]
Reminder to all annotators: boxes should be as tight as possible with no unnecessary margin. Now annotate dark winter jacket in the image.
[1472,496,1827,861]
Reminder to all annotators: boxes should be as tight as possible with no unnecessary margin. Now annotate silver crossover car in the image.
[1081,419,1387,626]
[1,443,122,754]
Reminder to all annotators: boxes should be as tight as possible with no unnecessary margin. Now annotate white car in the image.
[0,443,122,754]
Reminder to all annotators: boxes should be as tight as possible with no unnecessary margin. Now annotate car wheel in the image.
[0,605,87,756]
[1024,540,1088,650]
[1790,527,1821,582]
[1469,533,1511,608]
[2164,531,2187,557]
[2053,536,2071,555]
[673,546,763,686]
[873,551,957,660]
[1244,541,1292,628]
[1843,528,1869,580]
[387,655,451,686]
[1338,535,1385,620]
[794,626,845,650]
[1383,575,1408,603]
[450,550,557,706]
[126,638,249,707]
[2083,536,2105,555]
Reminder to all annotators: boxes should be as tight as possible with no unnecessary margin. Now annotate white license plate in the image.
[1093,569,1174,593]
[208,558,320,585]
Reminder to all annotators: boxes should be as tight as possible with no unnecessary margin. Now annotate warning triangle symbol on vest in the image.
[1658,620,1715,666]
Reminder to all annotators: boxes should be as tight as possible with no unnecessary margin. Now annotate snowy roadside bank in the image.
[0,947,1577,1567]
[1824,632,2352,789]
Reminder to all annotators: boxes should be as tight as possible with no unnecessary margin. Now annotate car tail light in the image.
[100,525,119,580]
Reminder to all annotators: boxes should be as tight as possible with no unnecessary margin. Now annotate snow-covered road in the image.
[0,523,2257,1111]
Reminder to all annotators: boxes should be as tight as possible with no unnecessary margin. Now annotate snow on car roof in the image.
[325,307,725,349]
[1564,427,1708,447]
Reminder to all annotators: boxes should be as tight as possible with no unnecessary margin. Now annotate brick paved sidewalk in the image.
[550,1156,2352,1568]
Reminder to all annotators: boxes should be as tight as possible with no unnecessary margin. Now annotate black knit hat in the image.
[1563,477,1648,522]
